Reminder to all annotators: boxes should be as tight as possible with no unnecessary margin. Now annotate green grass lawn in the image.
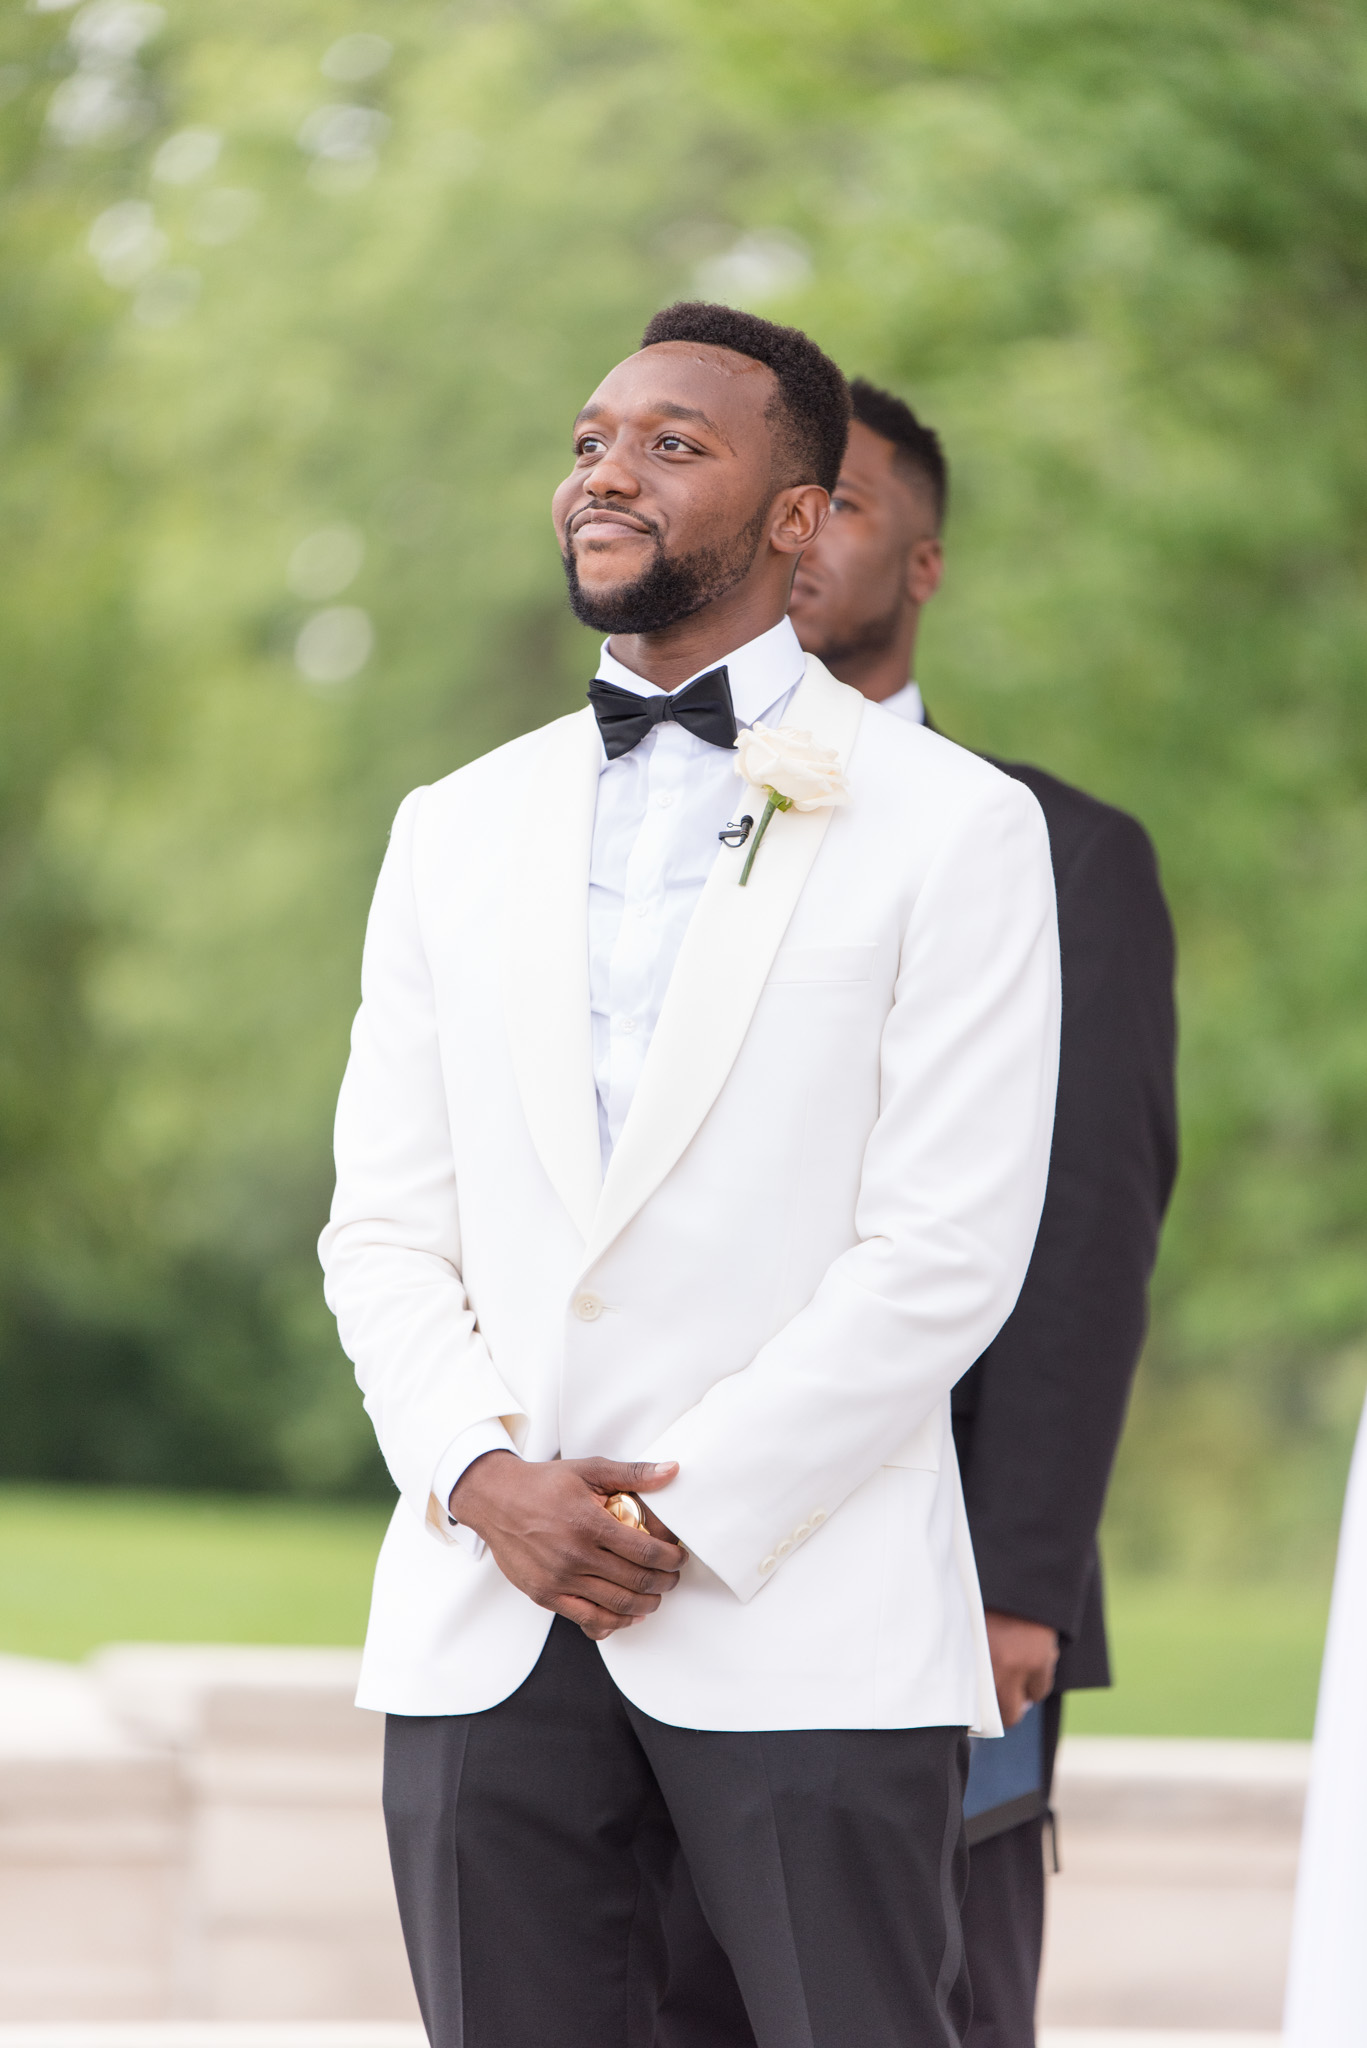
[1065,1571,1332,1740]
[0,1485,1334,1737]
[0,1484,392,1661]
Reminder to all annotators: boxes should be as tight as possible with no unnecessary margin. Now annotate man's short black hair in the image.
[849,378,948,528]
[640,301,851,495]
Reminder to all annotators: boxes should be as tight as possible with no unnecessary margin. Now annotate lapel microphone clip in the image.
[718,814,755,849]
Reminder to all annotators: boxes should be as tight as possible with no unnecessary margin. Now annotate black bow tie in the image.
[588,666,738,761]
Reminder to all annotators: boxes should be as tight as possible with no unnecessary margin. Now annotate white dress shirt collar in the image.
[878,680,925,725]
[595,615,806,731]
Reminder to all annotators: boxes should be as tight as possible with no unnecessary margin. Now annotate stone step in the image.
[0,2027,1286,2045]
[0,1646,1311,2030]
[0,2032,425,2047]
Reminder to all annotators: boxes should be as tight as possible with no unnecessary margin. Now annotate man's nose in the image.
[586,449,641,498]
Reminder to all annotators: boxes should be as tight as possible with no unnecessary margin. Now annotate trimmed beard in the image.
[562,504,768,635]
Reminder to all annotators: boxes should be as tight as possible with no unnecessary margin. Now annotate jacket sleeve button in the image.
[758,1555,778,1574]
[809,1508,827,1525]
[794,1523,811,1540]
[776,1539,793,1558]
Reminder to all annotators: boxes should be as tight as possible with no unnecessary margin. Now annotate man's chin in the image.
[566,579,673,635]
[563,561,710,637]
[785,603,820,652]
[786,612,834,662]
[562,523,760,637]
[574,574,644,616]
[795,612,901,670]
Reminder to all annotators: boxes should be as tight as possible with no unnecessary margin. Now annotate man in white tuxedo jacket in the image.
[320,300,1061,2048]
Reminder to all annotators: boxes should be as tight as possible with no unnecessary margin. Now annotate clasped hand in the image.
[448,1452,687,1641]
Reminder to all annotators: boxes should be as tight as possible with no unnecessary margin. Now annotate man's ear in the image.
[907,535,944,606]
[771,484,830,555]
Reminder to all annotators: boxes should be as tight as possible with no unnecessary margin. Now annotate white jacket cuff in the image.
[429,1420,519,1556]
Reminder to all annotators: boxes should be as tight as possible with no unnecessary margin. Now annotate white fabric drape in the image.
[1284,1392,1367,2043]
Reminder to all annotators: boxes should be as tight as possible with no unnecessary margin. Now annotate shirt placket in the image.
[604,722,689,1149]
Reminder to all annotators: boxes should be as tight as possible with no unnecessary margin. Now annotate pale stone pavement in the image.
[0,2026,1291,2046]
[0,1647,1303,2039]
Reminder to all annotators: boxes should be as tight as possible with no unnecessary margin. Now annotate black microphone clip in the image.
[718,814,754,848]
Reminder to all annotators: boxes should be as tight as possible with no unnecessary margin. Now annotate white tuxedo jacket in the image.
[321,658,1060,1733]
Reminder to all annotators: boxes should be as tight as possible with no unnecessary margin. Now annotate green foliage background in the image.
[3,0,1366,1574]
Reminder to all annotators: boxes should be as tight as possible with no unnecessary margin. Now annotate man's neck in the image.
[606,589,789,692]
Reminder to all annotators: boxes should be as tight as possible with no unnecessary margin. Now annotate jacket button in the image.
[572,1293,604,1322]
[809,1508,827,1525]
[758,1555,778,1574]
[776,1539,793,1558]
[794,1522,812,1540]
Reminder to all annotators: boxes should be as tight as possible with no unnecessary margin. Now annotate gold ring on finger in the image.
[603,1491,645,1529]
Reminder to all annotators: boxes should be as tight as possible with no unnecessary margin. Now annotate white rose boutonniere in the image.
[732,722,850,886]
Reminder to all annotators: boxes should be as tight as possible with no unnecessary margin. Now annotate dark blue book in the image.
[963,1701,1048,1846]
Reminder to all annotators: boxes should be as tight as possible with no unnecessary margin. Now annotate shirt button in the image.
[758,1555,778,1575]
[634,903,651,918]
[614,1014,637,1035]
[653,792,674,810]
[572,1293,604,1322]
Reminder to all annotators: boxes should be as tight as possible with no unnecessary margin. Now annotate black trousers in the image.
[655,1692,1063,2048]
[382,1616,972,2048]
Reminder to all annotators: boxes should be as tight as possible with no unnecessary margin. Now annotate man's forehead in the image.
[576,342,774,425]
[842,420,902,479]
[841,421,929,505]
[627,339,771,380]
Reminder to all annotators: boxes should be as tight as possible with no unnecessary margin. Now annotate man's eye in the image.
[577,437,605,457]
[658,435,691,452]
[830,495,851,512]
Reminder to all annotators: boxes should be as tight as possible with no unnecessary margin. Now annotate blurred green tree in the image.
[2,0,1365,1566]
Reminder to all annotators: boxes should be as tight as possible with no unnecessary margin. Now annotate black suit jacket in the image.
[950,758,1178,1690]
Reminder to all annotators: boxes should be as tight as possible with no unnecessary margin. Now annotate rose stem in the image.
[738,792,781,886]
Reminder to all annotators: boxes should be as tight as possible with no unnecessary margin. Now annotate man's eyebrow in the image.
[649,402,726,435]
[572,399,731,445]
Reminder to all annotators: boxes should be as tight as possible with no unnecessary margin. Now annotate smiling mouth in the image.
[569,507,655,542]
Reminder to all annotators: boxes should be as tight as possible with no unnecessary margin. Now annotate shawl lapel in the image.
[500,707,604,1243]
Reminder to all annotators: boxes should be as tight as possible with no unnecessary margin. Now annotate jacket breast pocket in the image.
[766,944,876,986]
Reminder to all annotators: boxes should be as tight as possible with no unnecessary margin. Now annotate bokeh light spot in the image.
[153,127,222,185]
[131,267,200,326]
[88,199,165,286]
[288,525,365,601]
[297,103,390,163]
[69,0,164,64]
[693,230,812,307]
[189,188,260,246]
[321,34,392,84]
[295,607,374,686]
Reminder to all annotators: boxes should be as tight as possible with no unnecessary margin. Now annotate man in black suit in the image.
[654,383,1177,2048]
